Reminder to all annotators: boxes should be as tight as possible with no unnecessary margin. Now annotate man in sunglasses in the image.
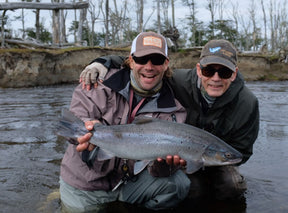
[59,31,190,212]
[78,39,259,202]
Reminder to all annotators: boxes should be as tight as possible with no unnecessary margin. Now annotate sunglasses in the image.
[132,54,166,65]
[200,64,233,79]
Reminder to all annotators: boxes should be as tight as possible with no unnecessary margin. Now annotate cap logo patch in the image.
[209,47,221,53]
[143,36,162,48]
[209,47,234,58]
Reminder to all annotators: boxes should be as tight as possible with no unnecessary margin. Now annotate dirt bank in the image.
[0,47,287,88]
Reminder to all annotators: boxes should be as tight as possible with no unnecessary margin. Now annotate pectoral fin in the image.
[134,160,151,175]
[96,148,115,161]
[185,160,204,174]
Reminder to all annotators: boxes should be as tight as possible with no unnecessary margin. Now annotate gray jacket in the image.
[60,67,187,191]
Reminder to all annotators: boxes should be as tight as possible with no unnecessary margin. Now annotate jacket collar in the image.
[103,68,176,109]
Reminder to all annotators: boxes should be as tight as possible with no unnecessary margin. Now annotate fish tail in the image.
[55,108,88,144]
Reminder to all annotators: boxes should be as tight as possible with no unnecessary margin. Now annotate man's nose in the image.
[211,71,221,80]
[144,60,153,69]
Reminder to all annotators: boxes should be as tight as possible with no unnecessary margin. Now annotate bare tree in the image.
[76,0,87,45]
[136,0,144,32]
[21,0,25,39]
[277,0,288,51]
[261,0,268,48]
[206,0,217,38]
[60,0,67,44]
[182,0,198,46]
[34,0,40,41]
[104,0,109,47]
[87,0,102,46]
[217,0,226,37]
[1,0,8,47]
[248,0,257,51]
[161,0,170,30]
[142,2,155,31]
[230,1,240,46]
[157,0,160,33]
[109,0,130,45]
[269,0,276,51]
[239,14,251,51]
[218,0,225,21]
[1,10,7,48]
[171,0,175,27]
[52,0,60,44]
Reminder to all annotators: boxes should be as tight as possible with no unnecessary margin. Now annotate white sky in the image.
[1,0,280,42]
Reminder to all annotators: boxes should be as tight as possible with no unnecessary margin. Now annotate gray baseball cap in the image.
[200,39,237,72]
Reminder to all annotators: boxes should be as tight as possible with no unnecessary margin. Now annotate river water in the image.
[0,81,287,213]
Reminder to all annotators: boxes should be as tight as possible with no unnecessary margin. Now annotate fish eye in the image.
[225,152,232,158]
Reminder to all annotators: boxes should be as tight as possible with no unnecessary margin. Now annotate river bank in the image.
[0,47,288,88]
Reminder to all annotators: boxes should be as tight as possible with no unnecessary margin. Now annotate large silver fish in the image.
[56,109,242,174]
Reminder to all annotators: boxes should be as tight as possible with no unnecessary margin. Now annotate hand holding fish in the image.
[157,155,187,167]
[76,120,100,152]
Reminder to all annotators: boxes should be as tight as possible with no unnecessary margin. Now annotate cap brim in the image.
[132,49,168,59]
[200,56,236,72]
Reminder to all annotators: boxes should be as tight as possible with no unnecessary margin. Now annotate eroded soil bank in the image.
[0,47,287,88]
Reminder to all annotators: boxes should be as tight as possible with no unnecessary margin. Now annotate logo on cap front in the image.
[209,46,234,59]
[143,36,162,48]
[209,47,221,53]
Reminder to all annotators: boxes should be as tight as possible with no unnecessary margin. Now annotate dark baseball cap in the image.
[130,31,168,59]
[200,39,237,72]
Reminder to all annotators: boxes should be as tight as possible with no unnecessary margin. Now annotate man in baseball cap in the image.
[130,31,169,59]
[196,39,239,98]
[199,39,237,72]
[60,31,190,212]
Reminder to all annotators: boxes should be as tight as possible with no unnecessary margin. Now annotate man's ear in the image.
[129,55,134,69]
[231,67,238,81]
[196,63,202,78]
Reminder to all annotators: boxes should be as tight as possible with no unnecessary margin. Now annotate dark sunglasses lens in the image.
[201,66,233,79]
[219,68,233,79]
[133,56,148,65]
[150,56,166,65]
[201,66,215,77]
[133,55,166,65]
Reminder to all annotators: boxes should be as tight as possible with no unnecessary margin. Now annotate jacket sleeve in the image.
[228,88,260,164]
[90,55,126,69]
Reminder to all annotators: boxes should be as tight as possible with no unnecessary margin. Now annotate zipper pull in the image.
[112,179,124,192]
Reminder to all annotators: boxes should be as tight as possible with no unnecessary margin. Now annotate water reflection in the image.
[0,82,287,212]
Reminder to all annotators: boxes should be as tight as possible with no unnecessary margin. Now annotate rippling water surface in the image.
[0,81,287,213]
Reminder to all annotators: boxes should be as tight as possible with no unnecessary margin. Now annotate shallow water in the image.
[0,81,287,213]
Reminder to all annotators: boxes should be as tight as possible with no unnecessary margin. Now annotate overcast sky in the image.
[2,0,279,41]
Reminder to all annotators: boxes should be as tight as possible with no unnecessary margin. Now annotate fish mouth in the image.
[221,157,242,165]
[202,155,242,166]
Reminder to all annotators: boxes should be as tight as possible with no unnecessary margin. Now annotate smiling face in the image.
[196,63,238,97]
[129,54,169,91]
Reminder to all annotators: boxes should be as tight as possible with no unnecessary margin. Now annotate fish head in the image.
[202,142,243,166]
